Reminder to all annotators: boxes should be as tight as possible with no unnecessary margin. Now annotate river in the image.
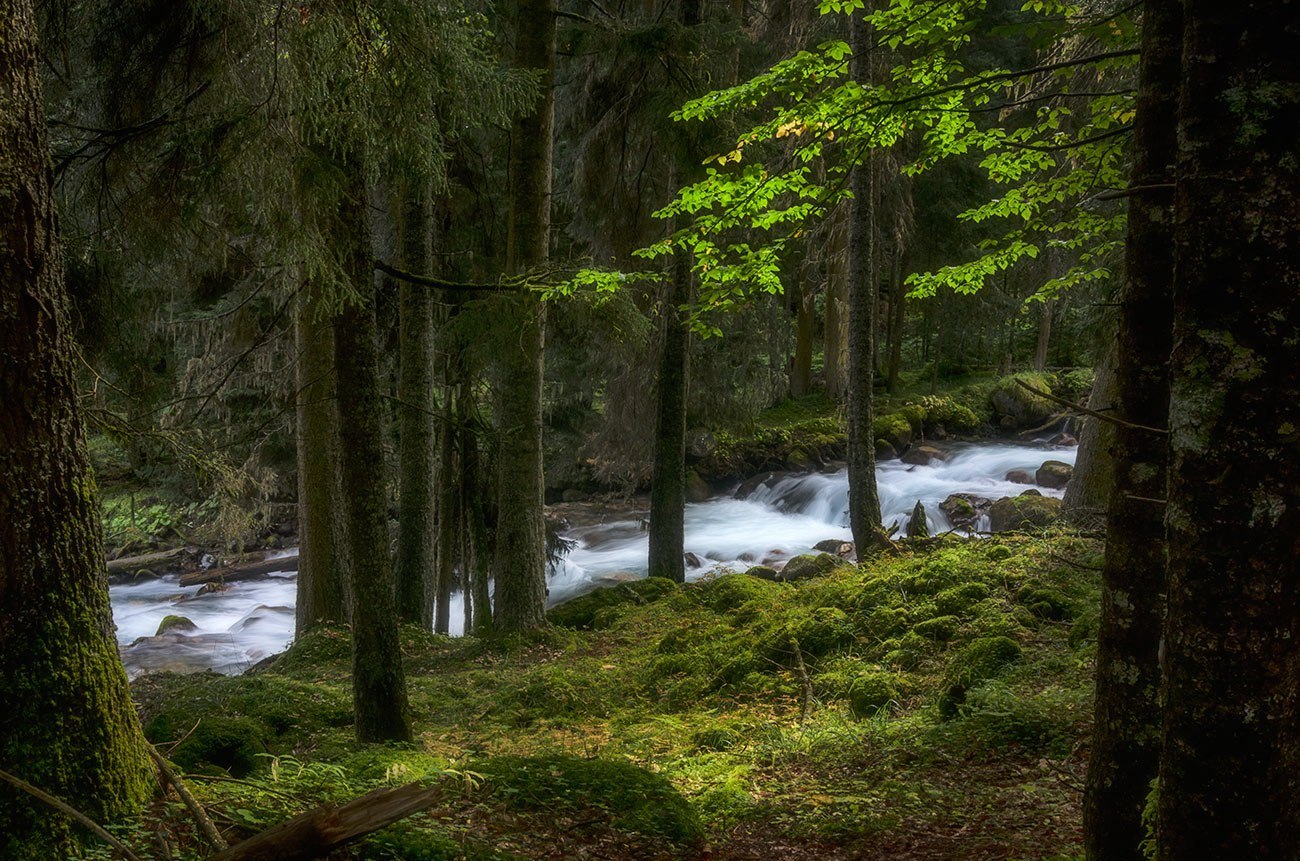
[111,441,1077,676]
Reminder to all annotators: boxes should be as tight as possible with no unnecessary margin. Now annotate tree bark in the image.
[1062,338,1117,529]
[434,380,458,633]
[647,256,690,583]
[845,9,887,555]
[333,172,411,743]
[885,246,906,394]
[493,0,556,632]
[791,277,814,397]
[396,188,437,628]
[824,205,850,400]
[1034,298,1054,370]
[1155,2,1300,856]
[295,289,349,633]
[0,3,152,854]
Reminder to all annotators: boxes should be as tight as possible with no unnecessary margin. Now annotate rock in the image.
[1020,488,1043,497]
[1035,459,1073,489]
[684,552,705,569]
[1006,469,1034,484]
[812,539,854,557]
[734,471,779,500]
[875,439,898,461]
[907,501,929,538]
[779,553,839,582]
[686,428,717,461]
[685,470,712,503]
[988,494,1062,532]
[155,615,197,636]
[939,493,992,530]
[745,565,780,582]
[197,581,232,595]
[1049,432,1078,446]
[592,570,640,585]
[785,448,816,472]
[901,445,946,466]
[990,376,1055,427]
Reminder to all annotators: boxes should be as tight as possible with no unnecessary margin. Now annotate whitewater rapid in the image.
[110,442,1075,675]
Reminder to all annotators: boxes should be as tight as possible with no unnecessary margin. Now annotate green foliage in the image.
[548,578,680,630]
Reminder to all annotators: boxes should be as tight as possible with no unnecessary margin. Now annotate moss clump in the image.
[692,573,785,613]
[939,636,1024,720]
[988,494,1061,532]
[1015,585,1074,621]
[476,755,702,845]
[908,395,982,433]
[155,614,197,635]
[780,552,840,582]
[933,583,991,616]
[848,672,901,718]
[693,727,742,752]
[548,578,679,629]
[912,615,960,642]
[872,413,914,449]
[989,372,1057,428]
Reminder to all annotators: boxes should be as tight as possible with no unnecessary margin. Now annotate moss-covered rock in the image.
[548,578,679,629]
[989,372,1057,429]
[779,552,839,582]
[155,614,197,635]
[912,615,960,642]
[988,494,1061,532]
[933,583,991,616]
[1035,460,1073,489]
[938,636,1024,720]
[692,572,786,613]
[873,413,914,450]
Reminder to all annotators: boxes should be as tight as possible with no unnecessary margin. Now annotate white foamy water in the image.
[111,442,1074,675]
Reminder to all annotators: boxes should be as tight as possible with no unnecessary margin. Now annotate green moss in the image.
[1015,585,1074,621]
[476,755,702,844]
[779,552,840,582]
[933,583,991,616]
[912,615,960,642]
[692,573,786,613]
[548,578,679,629]
[848,672,901,718]
[873,413,914,449]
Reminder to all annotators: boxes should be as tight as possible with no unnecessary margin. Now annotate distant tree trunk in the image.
[791,277,814,397]
[1034,299,1053,370]
[846,9,887,554]
[462,393,492,633]
[0,3,152,854]
[885,247,906,394]
[1156,2,1300,857]
[1082,5,1179,855]
[648,256,690,583]
[333,173,411,744]
[1062,338,1117,529]
[434,380,458,633]
[396,188,437,628]
[825,206,850,400]
[295,289,350,633]
[494,0,555,632]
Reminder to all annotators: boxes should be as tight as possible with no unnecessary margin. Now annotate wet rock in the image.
[875,439,898,461]
[989,494,1061,532]
[1049,432,1078,446]
[1006,469,1035,484]
[907,501,929,538]
[684,552,705,569]
[197,581,232,596]
[779,552,839,582]
[155,615,197,636]
[813,539,854,557]
[939,493,991,530]
[745,565,780,582]
[685,470,712,503]
[901,445,947,466]
[734,471,781,500]
[785,449,816,472]
[1036,459,1073,489]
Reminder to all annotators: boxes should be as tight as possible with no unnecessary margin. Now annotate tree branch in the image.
[0,767,145,861]
[1014,380,1168,435]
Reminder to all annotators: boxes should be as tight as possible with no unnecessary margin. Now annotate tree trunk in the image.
[462,396,492,633]
[494,0,556,632]
[648,256,690,583]
[791,277,814,397]
[1034,298,1053,371]
[333,173,411,744]
[396,189,437,628]
[845,9,887,555]
[434,381,458,633]
[0,3,152,854]
[824,206,850,400]
[1156,2,1300,856]
[885,247,906,394]
[1062,338,1117,529]
[295,289,350,633]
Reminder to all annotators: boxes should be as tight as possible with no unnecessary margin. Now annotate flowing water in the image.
[111,442,1075,676]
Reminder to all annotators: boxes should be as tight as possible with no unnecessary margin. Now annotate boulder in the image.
[990,375,1055,428]
[155,615,197,636]
[939,493,992,530]
[1035,459,1073,489]
[685,470,712,503]
[684,551,705,569]
[735,471,780,500]
[1005,469,1034,484]
[1049,432,1078,446]
[988,494,1062,532]
[875,439,898,461]
[907,501,929,538]
[785,449,816,472]
[745,565,781,582]
[901,444,946,466]
[813,539,855,557]
[778,553,839,582]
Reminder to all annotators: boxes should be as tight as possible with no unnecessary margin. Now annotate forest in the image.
[0,0,1297,858]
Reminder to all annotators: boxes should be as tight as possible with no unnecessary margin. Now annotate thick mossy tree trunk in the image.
[294,288,350,633]
[493,0,556,632]
[0,2,152,854]
[1082,4,1179,854]
[396,188,437,628]
[333,175,411,744]
[647,256,691,583]
[1156,2,1300,856]
[845,9,887,554]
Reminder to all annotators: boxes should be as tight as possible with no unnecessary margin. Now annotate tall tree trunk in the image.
[1062,338,1117,529]
[434,380,458,633]
[396,188,437,628]
[885,247,906,394]
[1156,2,1300,856]
[648,256,690,583]
[494,0,555,632]
[462,395,492,633]
[0,3,152,854]
[791,277,814,397]
[1034,298,1054,370]
[845,9,886,554]
[825,206,850,400]
[333,174,411,743]
[295,289,350,633]
[1082,5,1179,855]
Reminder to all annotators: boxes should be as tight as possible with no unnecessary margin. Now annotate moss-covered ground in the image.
[119,533,1100,860]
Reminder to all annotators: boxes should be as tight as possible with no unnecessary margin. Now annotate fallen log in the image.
[204,782,441,861]
[106,546,199,581]
[178,553,299,588]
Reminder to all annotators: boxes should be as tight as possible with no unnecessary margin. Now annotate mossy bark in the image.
[295,288,350,633]
[1063,338,1117,527]
[845,9,887,554]
[396,187,437,629]
[824,205,850,401]
[648,256,690,584]
[0,2,152,854]
[1156,2,1300,856]
[333,172,411,743]
[1082,3,1179,855]
[493,0,556,632]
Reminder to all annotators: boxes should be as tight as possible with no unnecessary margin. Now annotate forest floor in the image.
[127,532,1101,860]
